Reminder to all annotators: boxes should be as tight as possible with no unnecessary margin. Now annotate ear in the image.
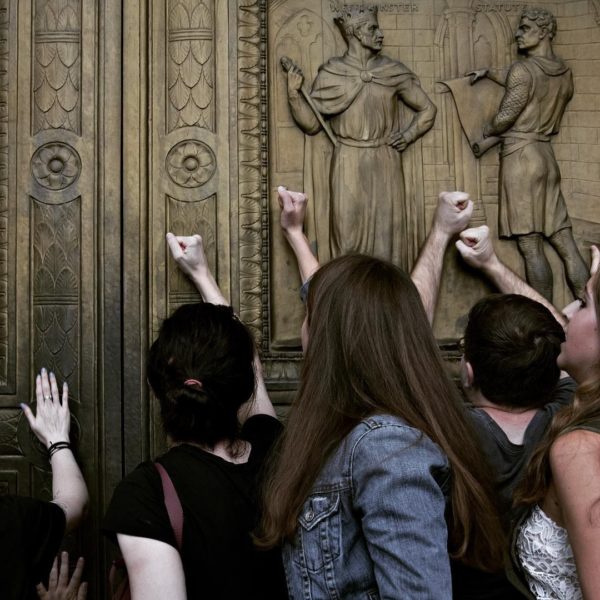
[460,357,475,389]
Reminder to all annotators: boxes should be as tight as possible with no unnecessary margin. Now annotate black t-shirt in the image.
[467,376,576,515]
[103,414,287,600]
[452,377,576,600]
[0,496,66,600]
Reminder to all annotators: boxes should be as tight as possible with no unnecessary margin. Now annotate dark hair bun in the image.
[147,302,256,446]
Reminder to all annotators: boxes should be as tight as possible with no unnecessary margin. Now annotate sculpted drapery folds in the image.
[473,8,588,301]
[283,4,436,270]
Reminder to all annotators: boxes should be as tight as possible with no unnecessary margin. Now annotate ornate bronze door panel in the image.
[1,0,123,594]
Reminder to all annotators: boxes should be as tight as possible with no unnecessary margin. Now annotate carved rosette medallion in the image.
[31,142,81,190]
[166,139,216,188]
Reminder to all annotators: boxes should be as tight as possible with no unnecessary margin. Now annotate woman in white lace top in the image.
[514,246,600,599]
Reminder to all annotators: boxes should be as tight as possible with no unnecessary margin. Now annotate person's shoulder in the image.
[374,53,408,69]
[550,427,600,467]
[1,494,64,522]
[317,55,350,74]
[353,415,446,459]
[111,460,162,498]
[507,60,533,81]
[242,414,282,440]
[544,377,576,413]
[0,495,66,552]
[242,414,282,463]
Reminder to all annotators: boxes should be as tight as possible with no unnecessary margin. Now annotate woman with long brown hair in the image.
[514,248,600,599]
[260,245,505,597]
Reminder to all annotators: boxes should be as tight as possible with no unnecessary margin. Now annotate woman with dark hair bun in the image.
[103,234,286,600]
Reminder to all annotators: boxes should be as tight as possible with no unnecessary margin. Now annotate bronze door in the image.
[0,1,257,596]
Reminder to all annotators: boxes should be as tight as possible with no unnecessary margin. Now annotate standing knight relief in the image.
[470,7,588,300]
[282,4,436,269]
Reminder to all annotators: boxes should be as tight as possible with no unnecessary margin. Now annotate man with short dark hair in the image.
[413,215,577,599]
[461,294,571,512]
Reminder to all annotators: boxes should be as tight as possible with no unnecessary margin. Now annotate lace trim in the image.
[516,505,581,599]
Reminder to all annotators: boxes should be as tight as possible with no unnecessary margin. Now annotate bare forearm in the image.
[238,357,277,423]
[411,227,452,325]
[50,450,89,532]
[482,256,566,326]
[189,270,228,306]
[284,231,320,283]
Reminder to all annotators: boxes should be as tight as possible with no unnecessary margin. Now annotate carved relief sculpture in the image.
[33,0,81,135]
[470,7,588,301]
[167,0,215,132]
[0,0,8,387]
[282,3,436,269]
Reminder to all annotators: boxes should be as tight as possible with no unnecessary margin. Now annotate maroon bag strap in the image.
[154,462,184,551]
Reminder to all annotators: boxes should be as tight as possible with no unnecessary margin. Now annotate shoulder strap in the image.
[154,462,184,551]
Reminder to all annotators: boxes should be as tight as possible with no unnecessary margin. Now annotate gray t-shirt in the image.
[467,377,576,515]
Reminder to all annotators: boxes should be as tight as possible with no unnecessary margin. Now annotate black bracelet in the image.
[48,441,71,459]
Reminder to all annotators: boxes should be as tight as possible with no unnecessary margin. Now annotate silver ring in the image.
[44,395,52,401]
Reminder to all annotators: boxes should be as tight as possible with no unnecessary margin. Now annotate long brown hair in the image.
[259,255,504,571]
[515,272,600,507]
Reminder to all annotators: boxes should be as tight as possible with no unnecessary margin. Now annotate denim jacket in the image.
[282,415,452,600]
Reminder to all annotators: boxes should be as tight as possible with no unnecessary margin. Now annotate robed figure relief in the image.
[282,4,436,269]
[467,8,589,301]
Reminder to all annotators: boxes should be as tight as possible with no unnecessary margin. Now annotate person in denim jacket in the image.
[258,194,505,599]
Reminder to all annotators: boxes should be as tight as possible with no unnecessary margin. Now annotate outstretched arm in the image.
[166,233,276,420]
[484,63,530,137]
[456,226,566,327]
[411,191,473,324]
[21,370,89,533]
[278,186,320,284]
[468,67,510,86]
[549,430,600,600]
[166,233,227,305]
[284,62,321,135]
[117,535,186,600]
